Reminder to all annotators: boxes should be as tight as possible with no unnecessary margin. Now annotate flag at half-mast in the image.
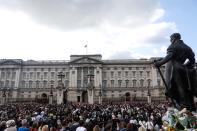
[84,44,87,48]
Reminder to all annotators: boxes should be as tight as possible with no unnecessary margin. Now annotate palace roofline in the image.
[3,56,196,66]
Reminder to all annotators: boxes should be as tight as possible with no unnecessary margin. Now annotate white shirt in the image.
[76,126,87,131]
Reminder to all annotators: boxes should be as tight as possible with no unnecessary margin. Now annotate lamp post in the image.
[56,72,65,104]
[147,80,151,103]
[99,84,102,104]
[87,73,94,104]
[49,85,53,104]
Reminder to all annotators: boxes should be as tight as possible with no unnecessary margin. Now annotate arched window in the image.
[36,81,40,88]
[125,80,129,88]
[111,80,114,88]
[29,81,33,88]
[102,80,107,88]
[50,80,54,87]
[118,80,122,87]
[132,79,137,87]
[43,80,48,88]
[140,79,144,87]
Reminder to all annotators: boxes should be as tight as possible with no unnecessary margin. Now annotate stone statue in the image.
[154,33,196,111]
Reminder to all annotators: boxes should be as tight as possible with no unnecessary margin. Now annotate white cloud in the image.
[149,9,165,22]
[0,0,177,60]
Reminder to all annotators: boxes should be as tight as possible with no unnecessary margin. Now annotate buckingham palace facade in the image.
[0,54,168,104]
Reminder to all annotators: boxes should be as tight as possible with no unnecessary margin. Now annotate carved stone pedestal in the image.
[147,95,151,104]
[87,89,94,104]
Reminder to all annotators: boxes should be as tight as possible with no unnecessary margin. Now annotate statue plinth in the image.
[87,83,94,104]
[56,84,64,104]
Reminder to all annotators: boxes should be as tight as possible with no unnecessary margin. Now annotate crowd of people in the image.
[0,102,196,131]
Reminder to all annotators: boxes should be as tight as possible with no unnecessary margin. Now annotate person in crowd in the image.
[0,121,6,131]
[70,116,80,131]
[0,101,196,130]
[18,119,30,131]
[92,125,100,131]
[119,121,127,131]
[41,125,48,131]
[76,120,87,131]
[30,122,38,131]
[60,120,70,131]
[4,120,17,131]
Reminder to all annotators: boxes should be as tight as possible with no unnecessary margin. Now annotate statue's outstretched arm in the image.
[154,52,173,67]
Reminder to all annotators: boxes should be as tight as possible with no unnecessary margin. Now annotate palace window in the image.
[111,71,114,78]
[22,72,26,79]
[140,79,144,87]
[65,72,69,79]
[140,71,143,77]
[125,80,129,88]
[51,72,55,79]
[132,79,137,87]
[43,81,47,88]
[125,71,128,77]
[36,81,40,88]
[44,72,48,79]
[103,72,107,78]
[29,81,33,88]
[29,72,33,79]
[102,80,107,88]
[132,71,136,77]
[37,72,40,79]
[118,80,122,87]
[118,71,121,78]
[111,80,114,88]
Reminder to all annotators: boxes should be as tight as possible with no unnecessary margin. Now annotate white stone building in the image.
[0,54,168,104]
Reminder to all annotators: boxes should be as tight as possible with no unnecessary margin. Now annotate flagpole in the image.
[85,41,88,55]
[86,44,88,55]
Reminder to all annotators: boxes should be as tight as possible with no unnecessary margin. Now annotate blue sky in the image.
[161,0,197,56]
[0,0,196,60]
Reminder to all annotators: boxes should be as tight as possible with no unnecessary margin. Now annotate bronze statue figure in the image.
[154,33,196,111]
